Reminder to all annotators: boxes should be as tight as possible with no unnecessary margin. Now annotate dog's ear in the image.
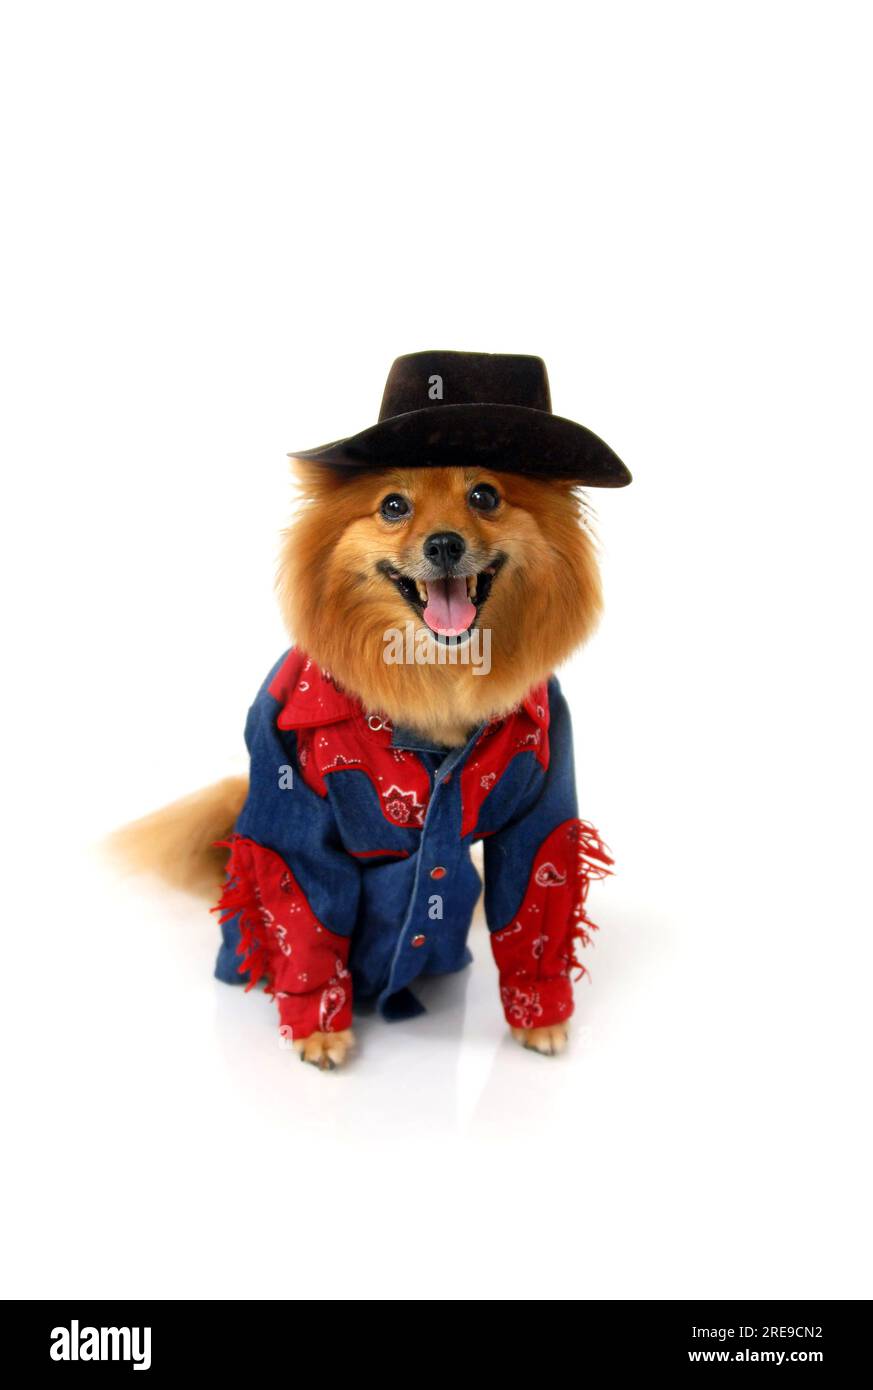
[288,456,351,502]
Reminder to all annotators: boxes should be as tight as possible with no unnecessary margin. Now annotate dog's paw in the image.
[511,1022,569,1056]
[292,1029,355,1071]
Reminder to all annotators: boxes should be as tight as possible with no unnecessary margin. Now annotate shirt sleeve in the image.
[213,675,361,1042]
[483,678,613,1031]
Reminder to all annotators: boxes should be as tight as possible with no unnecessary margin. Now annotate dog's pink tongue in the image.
[423,577,476,636]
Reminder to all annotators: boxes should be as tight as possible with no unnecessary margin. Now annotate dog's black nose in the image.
[423,531,466,571]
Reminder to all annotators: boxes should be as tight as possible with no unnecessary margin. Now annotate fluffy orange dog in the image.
[116,352,630,1068]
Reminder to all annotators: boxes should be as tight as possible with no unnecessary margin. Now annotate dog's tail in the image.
[106,776,249,900]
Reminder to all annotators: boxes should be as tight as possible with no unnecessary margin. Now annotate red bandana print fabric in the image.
[267,649,551,838]
[270,652,433,829]
[214,836,353,1040]
[490,819,614,1029]
[460,688,550,837]
[295,722,432,829]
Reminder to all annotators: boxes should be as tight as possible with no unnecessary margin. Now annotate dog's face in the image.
[279,463,602,742]
[368,469,516,643]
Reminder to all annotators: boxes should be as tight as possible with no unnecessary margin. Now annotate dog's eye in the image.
[468,483,500,512]
[380,493,412,521]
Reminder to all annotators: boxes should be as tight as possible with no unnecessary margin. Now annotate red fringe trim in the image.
[211,836,274,993]
[567,820,615,982]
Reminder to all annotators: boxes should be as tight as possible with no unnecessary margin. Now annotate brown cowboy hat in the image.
[292,350,631,486]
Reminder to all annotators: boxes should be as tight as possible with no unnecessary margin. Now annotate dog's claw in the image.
[292,1029,355,1071]
[512,1023,569,1056]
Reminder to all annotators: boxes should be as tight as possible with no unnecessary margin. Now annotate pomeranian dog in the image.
[114,351,630,1069]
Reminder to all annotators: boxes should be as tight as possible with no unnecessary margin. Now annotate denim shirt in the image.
[214,649,611,1040]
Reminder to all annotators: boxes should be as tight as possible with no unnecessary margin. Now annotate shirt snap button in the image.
[430,866,447,879]
[411,934,426,948]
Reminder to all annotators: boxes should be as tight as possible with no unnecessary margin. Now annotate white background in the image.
[1,1,871,1300]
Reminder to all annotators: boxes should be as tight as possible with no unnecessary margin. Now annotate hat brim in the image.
[291,403,631,487]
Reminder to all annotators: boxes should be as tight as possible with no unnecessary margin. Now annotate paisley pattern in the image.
[319,958,351,1033]
[534,862,567,887]
[501,984,545,1029]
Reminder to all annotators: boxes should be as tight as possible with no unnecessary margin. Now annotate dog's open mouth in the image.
[378,556,506,640]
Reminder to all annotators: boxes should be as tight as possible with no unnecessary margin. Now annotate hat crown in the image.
[379,350,552,421]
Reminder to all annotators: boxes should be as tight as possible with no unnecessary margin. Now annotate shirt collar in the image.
[391,681,550,753]
[274,650,550,741]
[522,687,549,729]
[390,722,469,755]
[274,655,362,730]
